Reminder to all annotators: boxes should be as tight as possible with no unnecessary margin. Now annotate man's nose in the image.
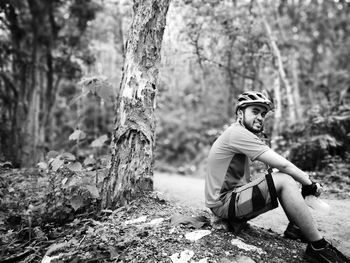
[256,113,264,120]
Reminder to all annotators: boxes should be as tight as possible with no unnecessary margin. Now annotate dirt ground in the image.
[0,169,308,263]
[1,168,349,262]
[153,172,350,258]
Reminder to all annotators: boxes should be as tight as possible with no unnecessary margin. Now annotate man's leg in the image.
[272,172,322,242]
[272,172,350,262]
[211,175,278,233]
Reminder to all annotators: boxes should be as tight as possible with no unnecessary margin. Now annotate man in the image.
[205,91,349,263]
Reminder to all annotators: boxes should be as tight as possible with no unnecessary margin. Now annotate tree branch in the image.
[198,55,262,84]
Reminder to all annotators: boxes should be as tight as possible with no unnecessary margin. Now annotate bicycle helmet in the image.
[235,91,274,113]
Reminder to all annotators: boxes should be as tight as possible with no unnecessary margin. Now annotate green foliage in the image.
[50,74,115,160]
[40,77,114,216]
[78,76,115,104]
[288,140,328,171]
[321,154,350,183]
[33,96,112,222]
[35,149,110,224]
[155,104,228,173]
[286,103,350,171]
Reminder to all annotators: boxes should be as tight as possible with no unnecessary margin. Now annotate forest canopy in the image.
[0,0,349,175]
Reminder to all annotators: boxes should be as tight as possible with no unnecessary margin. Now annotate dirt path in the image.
[154,172,350,257]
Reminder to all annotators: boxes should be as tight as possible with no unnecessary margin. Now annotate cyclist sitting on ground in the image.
[205,91,350,263]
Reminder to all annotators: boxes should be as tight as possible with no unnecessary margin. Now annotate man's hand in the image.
[302,182,322,198]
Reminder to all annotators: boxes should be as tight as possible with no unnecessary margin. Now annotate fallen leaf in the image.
[70,196,85,211]
[41,255,61,263]
[125,216,147,225]
[145,218,164,226]
[233,255,256,263]
[44,242,70,256]
[230,238,266,254]
[170,214,209,229]
[185,230,211,241]
[170,249,194,263]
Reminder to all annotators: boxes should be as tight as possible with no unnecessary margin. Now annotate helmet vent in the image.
[248,94,256,100]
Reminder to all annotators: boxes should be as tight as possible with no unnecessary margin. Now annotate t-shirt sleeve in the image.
[229,127,270,161]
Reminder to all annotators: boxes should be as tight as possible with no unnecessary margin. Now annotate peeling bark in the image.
[101,0,171,208]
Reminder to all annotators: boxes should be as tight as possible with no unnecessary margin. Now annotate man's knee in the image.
[272,172,298,192]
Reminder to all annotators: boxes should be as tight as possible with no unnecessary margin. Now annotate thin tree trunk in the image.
[21,0,44,166]
[226,40,236,118]
[192,29,209,107]
[291,50,303,120]
[272,73,282,149]
[112,1,125,63]
[257,1,296,124]
[101,0,171,209]
[22,72,39,166]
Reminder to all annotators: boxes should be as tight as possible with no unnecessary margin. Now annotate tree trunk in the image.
[257,1,296,125]
[101,0,170,209]
[191,29,209,110]
[291,49,303,120]
[226,40,236,118]
[272,73,282,149]
[22,80,40,165]
[113,1,125,63]
[20,0,45,166]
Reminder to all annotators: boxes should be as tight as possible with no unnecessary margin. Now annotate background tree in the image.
[0,0,101,167]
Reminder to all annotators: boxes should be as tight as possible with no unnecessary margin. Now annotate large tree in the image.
[101,0,171,208]
[0,0,100,166]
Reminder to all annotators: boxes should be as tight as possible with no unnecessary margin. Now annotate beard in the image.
[242,118,264,134]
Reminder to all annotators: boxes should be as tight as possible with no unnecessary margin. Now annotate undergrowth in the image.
[0,172,307,263]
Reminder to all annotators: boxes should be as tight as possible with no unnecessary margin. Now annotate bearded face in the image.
[239,105,268,134]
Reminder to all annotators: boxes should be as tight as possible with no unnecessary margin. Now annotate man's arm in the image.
[257,149,312,186]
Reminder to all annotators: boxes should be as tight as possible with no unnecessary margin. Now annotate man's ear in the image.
[237,109,243,119]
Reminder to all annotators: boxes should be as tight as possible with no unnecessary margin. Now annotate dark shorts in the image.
[211,173,279,224]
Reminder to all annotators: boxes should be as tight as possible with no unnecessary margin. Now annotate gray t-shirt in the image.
[205,122,270,208]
